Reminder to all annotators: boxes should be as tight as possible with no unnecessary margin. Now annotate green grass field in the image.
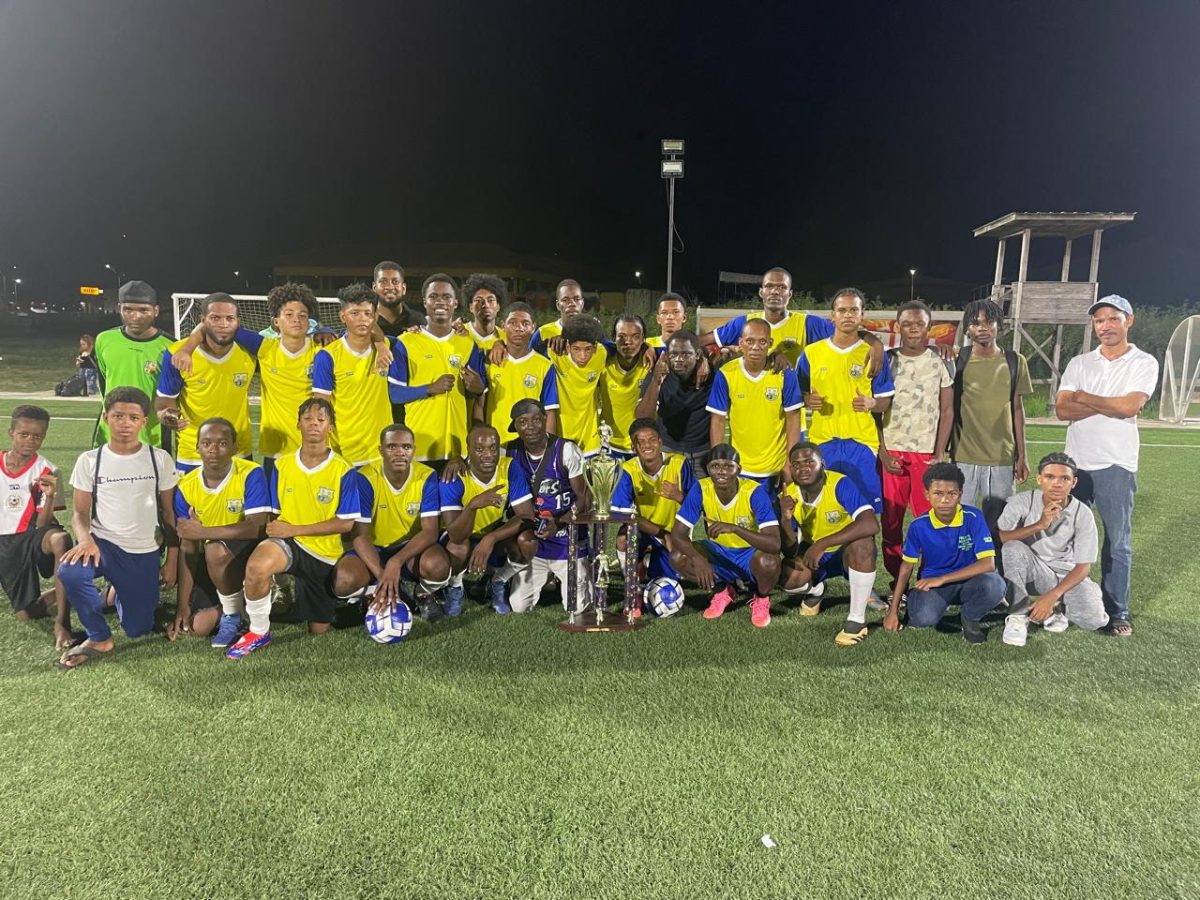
[1,342,1198,899]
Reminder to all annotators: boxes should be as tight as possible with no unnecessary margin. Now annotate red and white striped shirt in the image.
[0,452,55,535]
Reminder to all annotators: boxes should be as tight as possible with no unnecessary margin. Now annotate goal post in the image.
[170,293,343,340]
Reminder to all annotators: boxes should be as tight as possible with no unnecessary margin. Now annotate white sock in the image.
[419,574,451,595]
[245,594,271,635]
[217,590,245,617]
[847,568,875,624]
[492,557,522,583]
[449,570,465,588]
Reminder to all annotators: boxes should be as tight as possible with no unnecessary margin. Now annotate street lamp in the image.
[909,268,917,302]
[661,139,685,294]
[105,263,122,296]
[13,278,21,303]
[634,270,642,287]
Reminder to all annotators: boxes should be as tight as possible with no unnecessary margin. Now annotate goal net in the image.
[170,293,343,340]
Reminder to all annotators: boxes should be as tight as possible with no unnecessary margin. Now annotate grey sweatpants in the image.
[958,463,1015,509]
[1000,541,1108,631]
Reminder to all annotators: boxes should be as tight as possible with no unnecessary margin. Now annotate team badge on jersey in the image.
[523,374,537,388]
[234,373,249,387]
[588,372,598,383]
[448,354,463,368]
[737,516,752,528]
[765,387,779,401]
[144,359,160,376]
[226,499,244,514]
[826,510,844,524]
[305,365,313,378]
[849,364,864,379]
[406,501,419,515]
[6,493,21,509]
[317,487,334,504]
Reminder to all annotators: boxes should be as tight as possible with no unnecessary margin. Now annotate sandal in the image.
[54,644,111,671]
[1103,619,1133,638]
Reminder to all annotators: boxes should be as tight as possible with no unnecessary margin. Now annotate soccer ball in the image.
[644,577,685,618]
[364,601,413,644]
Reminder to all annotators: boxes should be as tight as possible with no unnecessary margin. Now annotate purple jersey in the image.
[510,437,586,560]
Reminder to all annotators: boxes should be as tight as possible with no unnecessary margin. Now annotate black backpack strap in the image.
[91,445,103,525]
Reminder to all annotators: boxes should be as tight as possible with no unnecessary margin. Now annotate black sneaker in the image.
[417,593,444,623]
[961,618,987,645]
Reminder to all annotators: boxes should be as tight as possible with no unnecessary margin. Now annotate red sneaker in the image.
[703,585,736,619]
[750,595,772,628]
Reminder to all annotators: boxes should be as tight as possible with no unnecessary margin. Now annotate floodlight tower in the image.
[661,139,684,293]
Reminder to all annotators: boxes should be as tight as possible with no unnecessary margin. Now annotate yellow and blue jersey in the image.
[531,319,565,355]
[713,311,834,367]
[312,337,399,467]
[550,343,608,455]
[797,339,895,450]
[484,350,560,444]
[783,470,872,552]
[706,359,802,478]
[611,453,694,532]
[467,323,505,353]
[902,504,995,578]
[233,327,318,459]
[269,450,360,564]
[356,460,441,549]
[392,329,486,462]
[646,335,665,349]
[599,343,654,453]
[439,457,533,538]
[675,476,778,550]
[173,457,271,530]
[157,341,255,465]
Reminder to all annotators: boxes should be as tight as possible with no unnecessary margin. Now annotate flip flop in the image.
[54,644,110,671]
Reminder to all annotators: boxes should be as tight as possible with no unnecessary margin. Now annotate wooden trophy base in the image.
[557,609,648,633]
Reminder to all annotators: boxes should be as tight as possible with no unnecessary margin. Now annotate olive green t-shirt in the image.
[952,352,1032,466]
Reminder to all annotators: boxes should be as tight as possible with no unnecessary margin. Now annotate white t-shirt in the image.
[0,452,56,535]
[70,444,179,554]
[1059,344,1159,472]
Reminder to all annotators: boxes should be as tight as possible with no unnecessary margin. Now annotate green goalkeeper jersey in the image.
[93,326,173,447]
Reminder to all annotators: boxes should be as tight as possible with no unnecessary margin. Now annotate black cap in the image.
[509,398,545,431]
[118,280,157,305]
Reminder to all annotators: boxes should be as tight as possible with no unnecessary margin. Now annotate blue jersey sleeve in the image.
[782,367,803,411]
[806,314,835,343]
[387,339,432,403]
[901,520,924,564]
[243,466,271,515]
[439,477,466,511]
[705,369,731,415]
[157,350,183,397]
[541,366,560,410]
[336,470,360,519]
[531,328,549,356]
[467,346,487,385]
[833,476,871,518]
[750,484,778,528]
[714,315,747,348]
[505,458,532,507]
[796,351,812,393]
[311,348,334,393]
[173,487,190,520]
[268,465,281,514]
[871,349,895,396]
[611,471,635,513]
[678,459,696,495]
[420,472,442,516]
[676,481,704,528]
[234,326,266,357]
[967,508,996,558]
[356,473,375,523]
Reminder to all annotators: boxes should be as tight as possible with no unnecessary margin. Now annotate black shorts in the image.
[0,525,70,613]
[274,537,338,624]
[188,539,258,612]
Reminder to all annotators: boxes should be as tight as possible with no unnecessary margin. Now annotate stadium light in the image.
[105,263,123,297]
[635,270,642,287]
[909,267,917,301]
[661,138,685,293]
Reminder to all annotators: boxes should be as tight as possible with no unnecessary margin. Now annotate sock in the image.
[217,590,245,617]
[449,570,465,589]
[847,568,875,625]
[419,574,451,595]
[492,557,522,583]
[245,594,271,635]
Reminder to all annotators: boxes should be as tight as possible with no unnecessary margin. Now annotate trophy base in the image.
[557,613,647,633]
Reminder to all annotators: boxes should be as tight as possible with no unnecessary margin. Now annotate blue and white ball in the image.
[364,600,413,644]
[644,577,685,618]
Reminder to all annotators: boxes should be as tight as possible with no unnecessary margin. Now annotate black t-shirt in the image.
[650,371,712,452]
[376,303,425,338]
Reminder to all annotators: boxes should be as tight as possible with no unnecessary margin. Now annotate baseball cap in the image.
[1087,294,1133,317]
[509,398,545,431]
[118,280,158,305]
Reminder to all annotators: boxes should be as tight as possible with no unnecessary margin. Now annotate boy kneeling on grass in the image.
[882,461,1004,644]
[0,405,75,649]
[57,388,179,670]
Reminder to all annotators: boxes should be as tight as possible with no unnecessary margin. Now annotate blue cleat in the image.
[210,614,242,648]
[225,630,271,659]
[489,576,511,614]
[443,585,464,617]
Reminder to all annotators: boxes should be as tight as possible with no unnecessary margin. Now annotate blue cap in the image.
[1088,294,1133,316]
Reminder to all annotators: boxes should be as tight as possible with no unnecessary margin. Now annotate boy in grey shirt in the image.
[997,452,1107,646]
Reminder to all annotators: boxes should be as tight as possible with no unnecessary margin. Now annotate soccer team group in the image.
[0,263,1159,668]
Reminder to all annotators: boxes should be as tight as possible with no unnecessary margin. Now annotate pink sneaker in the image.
[703,585,736,619]
[750,595,771,628]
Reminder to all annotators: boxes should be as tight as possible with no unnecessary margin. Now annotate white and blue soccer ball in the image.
[644,576,685,618]
[364,600,413,644]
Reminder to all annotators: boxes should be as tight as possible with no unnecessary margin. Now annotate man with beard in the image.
[636,330,712,477]
[372,261,424,338]
[93,280,173,448]
[646,293,688,349]
[531,278,586,354]
[156,293,255,475]
[391,274,486,473]
[599,314,655,459]
[462,273,507,352]
[478,302,560,444]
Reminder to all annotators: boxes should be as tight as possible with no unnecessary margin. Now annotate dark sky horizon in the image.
[1,0,1197,310]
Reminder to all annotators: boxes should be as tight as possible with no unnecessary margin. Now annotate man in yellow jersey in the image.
[172,418,270,645]
[477,302,560,445]
[706,318,802,487]
[171,282,323,479]
[798,288,895,513]
[611,418,695,599]
[391,274,486,472]
[646,292,688,349]
[670,444,781,627]
[312,283,399,468]
[599,314,655,459]
[779,442,881,647]
[231,398,360,658]
[156,293,255,475]
[462,273,507,352]
[338,424,452,624]
[550,315,608,456]
[532,278,586,354]
[441,424,537,615]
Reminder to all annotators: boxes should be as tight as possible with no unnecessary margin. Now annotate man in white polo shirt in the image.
[1055,295,1159,638]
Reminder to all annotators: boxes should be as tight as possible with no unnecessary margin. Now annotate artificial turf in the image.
[0,400,1197,898]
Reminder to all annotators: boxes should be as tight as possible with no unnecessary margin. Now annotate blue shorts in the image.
[819,438,881,513]
[700,542,756,585]
[798,543,847,584]
[634,533,677,580]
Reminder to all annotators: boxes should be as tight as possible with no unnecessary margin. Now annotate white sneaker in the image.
[1002,614,1029,647]
[1042,611,1069,634]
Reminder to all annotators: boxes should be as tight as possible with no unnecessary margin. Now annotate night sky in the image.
[2,0,1197,307]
